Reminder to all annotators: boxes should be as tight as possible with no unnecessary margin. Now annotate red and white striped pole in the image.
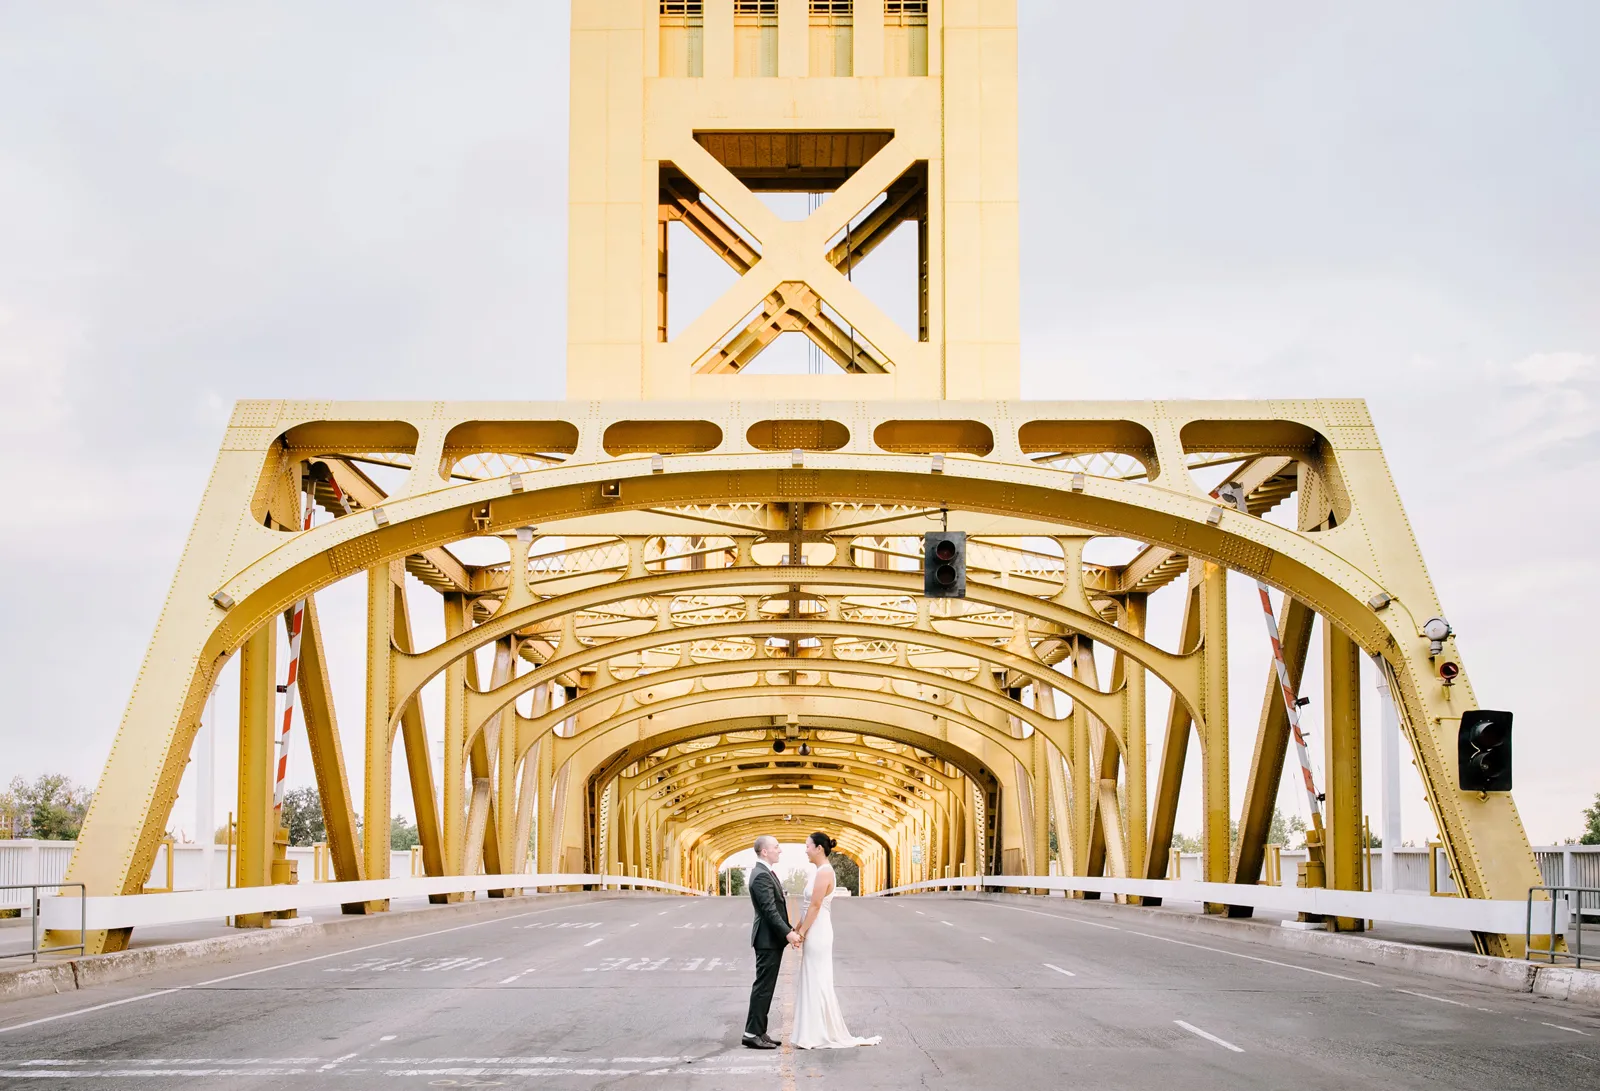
[273,465,356,826]
[1215,483,1328,846]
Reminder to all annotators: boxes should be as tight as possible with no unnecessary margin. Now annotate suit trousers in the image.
[744,945,784,1038]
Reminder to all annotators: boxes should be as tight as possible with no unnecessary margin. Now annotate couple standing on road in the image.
[741,832,882,1051]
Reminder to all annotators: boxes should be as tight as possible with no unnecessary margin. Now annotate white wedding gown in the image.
[791,865,881,1049]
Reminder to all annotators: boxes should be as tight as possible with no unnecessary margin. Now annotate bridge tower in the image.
[567,0,1017,400]
[56,0,1552,960]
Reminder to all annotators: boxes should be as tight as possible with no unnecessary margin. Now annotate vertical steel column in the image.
[1146,569,1201,889]
[442,593,470,879]
[496,639,520,877]
[1323,622,1364,930]
[362,562,396,906]
[1196,561,1230,904]
[234,622,277,926]
[392,580,445,897]
[1121,594,1148,884]
[1372,654,1403,895]
[1232,596,1315,889]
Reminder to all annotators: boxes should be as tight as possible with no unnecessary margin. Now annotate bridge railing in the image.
[33,873,702,933]
[866,873,1567,937]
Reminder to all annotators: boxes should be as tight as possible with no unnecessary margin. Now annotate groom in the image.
[743,835,801,1049]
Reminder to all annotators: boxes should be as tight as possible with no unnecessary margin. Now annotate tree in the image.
[831,852,861,895]
[720,867,747,896]
[390,814,420,851]
[1267,808,1307,849]
[1581,792,1600,846]
[281,786,326,846]
[4,775,92,841]
[782,867,809,896]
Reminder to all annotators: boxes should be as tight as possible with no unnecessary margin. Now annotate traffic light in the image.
[1458,710,1512,792]
[923,531,966,597]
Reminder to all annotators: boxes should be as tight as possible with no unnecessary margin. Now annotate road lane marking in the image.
[939,920,954,927]
[0,903,592,1036]
[1124,930,1381,987]
[980,936,994,943]
[1043,963,1076,977]
[317,1052,362,1072]
[1175,1020,1244,1052]
[498,967,539,985]
[990,904,1120,930]
[1395,988,1468,1007]
[1542,1022,1591,1035]
[584,938,605,946]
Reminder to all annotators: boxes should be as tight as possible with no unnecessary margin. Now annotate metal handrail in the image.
[1526,885,1594,968]
[0,883,87,963]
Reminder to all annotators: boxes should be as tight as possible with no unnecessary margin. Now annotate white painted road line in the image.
[1043,963,1076,977]
[1395,988,1469,1007]
[0,904,587,1036]
[939,920,954,927]
[980,936,994,943]
[990,904,1120,931]
[1124,930,1382,987]
[1541,1022,1590,1036]
[584,937,605,947]
[1175,1020,1244,1052]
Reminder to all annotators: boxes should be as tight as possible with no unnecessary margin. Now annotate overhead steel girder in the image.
[570,708,1006,879]
[678,800,900,853]
[651,770,948,826]
[553,684,1036,775]
[517,655,1094,765]
[625,755,957,814]
[68,433,1540,962]
[622,744,962,801]
[457,616,1140,759]
[692,814,890,865]
[579,714,1004,802]
[388,563,1197,744]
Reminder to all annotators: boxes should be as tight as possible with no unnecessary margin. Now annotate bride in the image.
[791,831,882,1050]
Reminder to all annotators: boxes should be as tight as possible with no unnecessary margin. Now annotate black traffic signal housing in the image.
[924,531,967,598]
[1458,710,1512,792]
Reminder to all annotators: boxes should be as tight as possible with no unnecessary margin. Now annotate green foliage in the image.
[1267,808,1307,849]
[830,852,861,895]
[3,775,92,841]
[390,814,420,851]
[782,867,808,896]
[1581,792,1600,846]
[720,867,747,896]
[1171,831,1203,853]
[281,786,326,846]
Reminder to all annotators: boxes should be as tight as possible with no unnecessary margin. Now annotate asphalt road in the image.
[1,893,1596,1089]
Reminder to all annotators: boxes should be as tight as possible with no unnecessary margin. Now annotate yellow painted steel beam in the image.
[1324,619,1365,931]
[1232,595,1314,889]
[233,621,277,928]
[391,577,446,900]
[1197,559,1231,908]
[294,596,363,884]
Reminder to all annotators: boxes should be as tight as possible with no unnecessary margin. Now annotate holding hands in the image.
[787,930,804,949]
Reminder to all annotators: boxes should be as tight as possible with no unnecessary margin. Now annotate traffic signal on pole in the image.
[1458,710,1512,792]
[924,531,966,598]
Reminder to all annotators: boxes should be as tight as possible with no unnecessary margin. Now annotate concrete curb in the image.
[1,890,629,1003]
[958,892,1599,1010]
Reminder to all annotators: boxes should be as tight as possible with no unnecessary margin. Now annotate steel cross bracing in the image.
[55,396,1549,957]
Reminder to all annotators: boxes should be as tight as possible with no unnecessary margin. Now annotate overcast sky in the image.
[2,2,1596,849]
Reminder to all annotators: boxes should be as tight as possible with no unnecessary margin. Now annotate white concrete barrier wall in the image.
[36,873,702,931]
[869,874,1568,936]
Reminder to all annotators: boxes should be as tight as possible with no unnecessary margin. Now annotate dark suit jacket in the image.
[748,863,793,949]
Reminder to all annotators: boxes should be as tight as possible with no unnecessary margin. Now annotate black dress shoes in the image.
[742,1035,778,1050]
[761,1035,781,1047]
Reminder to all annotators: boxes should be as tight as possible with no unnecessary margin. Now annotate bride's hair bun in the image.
[808,831,836,855]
